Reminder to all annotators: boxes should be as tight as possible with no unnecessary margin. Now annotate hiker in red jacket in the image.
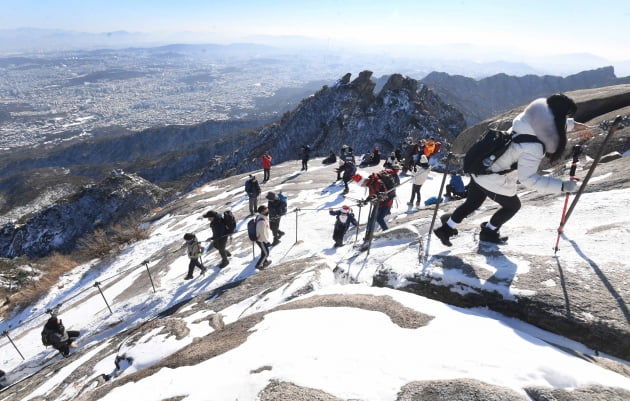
[260,151,272,183]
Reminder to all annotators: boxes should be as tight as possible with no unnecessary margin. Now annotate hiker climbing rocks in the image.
[183,233,206,279]
[434,93,584,246]
[202,210,232,268]
[329,205,358,247]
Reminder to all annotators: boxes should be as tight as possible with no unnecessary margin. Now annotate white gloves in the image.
[561,180,579,193]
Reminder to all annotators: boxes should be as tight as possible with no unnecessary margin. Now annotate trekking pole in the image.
[558,115,622,234]
[364,201,376,255]
[94,281,113,314]
[2,330,25,360]
[423,153,452,263]
[295,208,299,244]
[142,260,157,293]
[354,201,363,242]
[553,145,582,254]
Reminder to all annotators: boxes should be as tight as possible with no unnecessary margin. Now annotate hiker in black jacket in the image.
[42,316,80,357]
[245,175,261,216]
[266,192,285,245]
[203,210,231,268]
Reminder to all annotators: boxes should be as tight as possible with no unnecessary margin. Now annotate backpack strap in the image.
[512,133,545,153]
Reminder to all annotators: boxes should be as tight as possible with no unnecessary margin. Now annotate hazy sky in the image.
[2,0,629,60]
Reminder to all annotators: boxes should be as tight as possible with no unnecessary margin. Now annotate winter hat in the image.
[390,151,396,157]
[202,210,217,219]
[266,191,276,200]
[183,233,194,241]
[341,205,351,214]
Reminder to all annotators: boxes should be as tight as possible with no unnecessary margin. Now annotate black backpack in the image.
[223,211,237,234]
[41,330,50,347]
[377,171,397,200]
[247,217,259,241]
[463,129,543,175]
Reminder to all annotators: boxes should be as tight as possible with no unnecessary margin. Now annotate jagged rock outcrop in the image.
[190,71,466,188]
[422,66,630,125]
[0,171,168,258]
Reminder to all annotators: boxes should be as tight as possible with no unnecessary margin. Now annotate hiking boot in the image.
[343,188,349,194]
[278,231,285,238]
[333,242,343,248]
[479,222,508,244]
[263,260,272,267]
[415,202,420,207]
[219,259,229,268]
[433,225,457,247]
[200,267,207,275]
[184,276,193,280]
[272,239,280,246]
[226,251,232,257]
[407,202,413,206]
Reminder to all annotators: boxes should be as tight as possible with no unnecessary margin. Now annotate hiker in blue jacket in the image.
[445,172,466,200]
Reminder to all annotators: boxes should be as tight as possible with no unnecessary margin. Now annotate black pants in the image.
[213,237,229,262]
[256,241,270,267]
[248,196,258,216]
[302,159,308,170]
[187,258,204,277]
[56,330,80,356]
[263,168,270,182]
[269,217,283,240]
[450,179,521,229]
[410,184,422,204]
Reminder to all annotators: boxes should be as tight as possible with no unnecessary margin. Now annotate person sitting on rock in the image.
[42,315,80,357]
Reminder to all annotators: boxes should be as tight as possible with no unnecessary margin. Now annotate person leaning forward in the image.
[203,210,231,268]
[42,315,80,357]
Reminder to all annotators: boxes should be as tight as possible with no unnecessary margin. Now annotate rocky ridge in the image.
[0,170,168,258]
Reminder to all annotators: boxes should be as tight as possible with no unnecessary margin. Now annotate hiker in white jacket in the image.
[255,205,272,269]
[434,93,583,246]
[407,155,431,207]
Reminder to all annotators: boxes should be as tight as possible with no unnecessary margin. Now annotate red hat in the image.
[341,205,351,213]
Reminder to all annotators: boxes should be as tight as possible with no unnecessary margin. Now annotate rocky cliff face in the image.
[0,171,168,258]
[190,71,466,188]
[422,66,629,125]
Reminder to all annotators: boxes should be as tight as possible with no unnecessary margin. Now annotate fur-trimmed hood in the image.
[511,98,560,154]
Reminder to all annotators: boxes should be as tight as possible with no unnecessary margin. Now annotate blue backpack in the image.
[278,193,288,215]
[247,217,259,241]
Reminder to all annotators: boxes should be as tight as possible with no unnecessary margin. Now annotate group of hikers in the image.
[193,92,590,271]
[36,93,589,361]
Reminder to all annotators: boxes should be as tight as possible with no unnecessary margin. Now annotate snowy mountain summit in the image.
[1,141,630,400]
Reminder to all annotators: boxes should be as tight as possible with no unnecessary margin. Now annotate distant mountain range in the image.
[420,66,630,125]
[2,28,630,78]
